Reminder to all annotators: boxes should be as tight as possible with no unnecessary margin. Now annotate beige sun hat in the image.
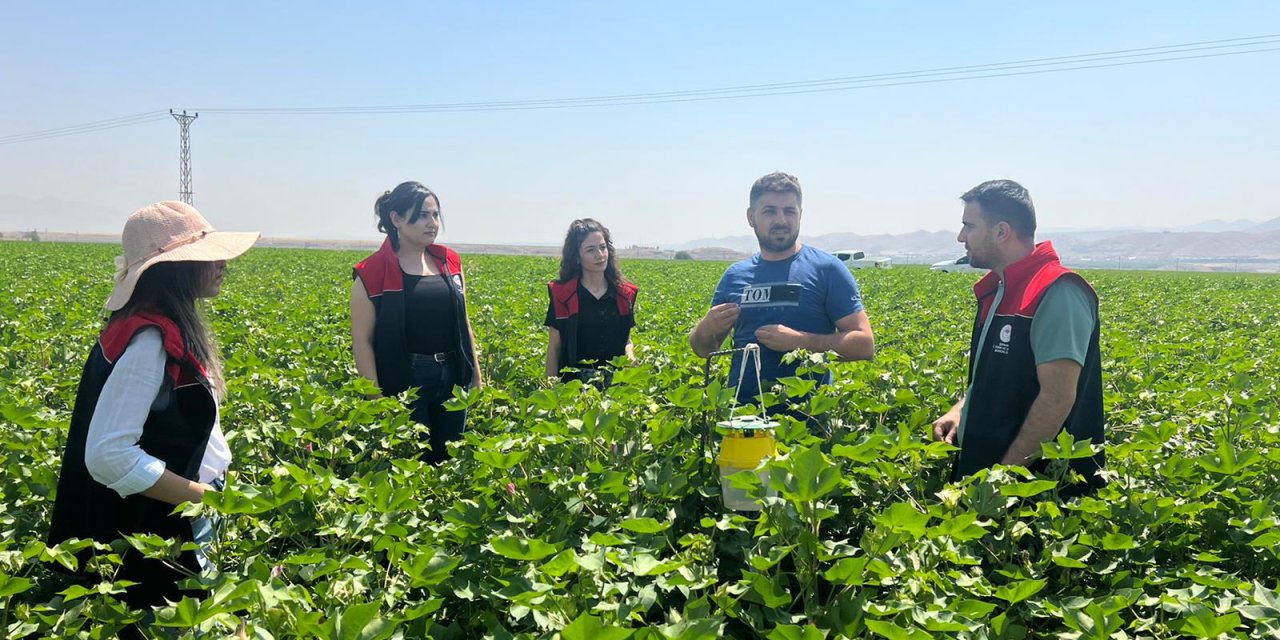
[106,201,261,311]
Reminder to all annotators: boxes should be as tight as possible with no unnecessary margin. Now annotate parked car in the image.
[832,249,893,269]
[931,255,986,273]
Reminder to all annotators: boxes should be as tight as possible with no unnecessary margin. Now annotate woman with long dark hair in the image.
[545,218,638,387]
[351,181,482,464]
[48,201,258,612]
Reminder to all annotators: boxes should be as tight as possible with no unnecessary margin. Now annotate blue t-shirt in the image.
[711,245,864,400]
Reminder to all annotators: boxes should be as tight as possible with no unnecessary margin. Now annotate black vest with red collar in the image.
[48,313,216,608]
[954,242,1105,493]
[353,238,476,396]
[548,276,637,370]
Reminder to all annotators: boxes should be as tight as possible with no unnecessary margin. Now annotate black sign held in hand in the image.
[737,282,802,308]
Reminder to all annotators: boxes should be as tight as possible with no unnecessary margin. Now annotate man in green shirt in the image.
[932,180,1106,490]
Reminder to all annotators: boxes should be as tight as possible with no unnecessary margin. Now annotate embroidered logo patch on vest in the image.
[992,321,1012,355]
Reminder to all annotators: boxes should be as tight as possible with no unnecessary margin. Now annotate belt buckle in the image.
[432,352,449,363]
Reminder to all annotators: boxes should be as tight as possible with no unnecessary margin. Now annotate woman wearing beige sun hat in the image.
[48,201,258,612]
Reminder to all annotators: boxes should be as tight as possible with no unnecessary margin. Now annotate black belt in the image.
[410,351,456,363]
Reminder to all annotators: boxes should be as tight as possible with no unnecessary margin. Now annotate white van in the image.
[930,255,985,273]
[832,249,893,270]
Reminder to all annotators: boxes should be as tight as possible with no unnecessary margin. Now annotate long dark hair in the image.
[112,261,224,397]
[375,181,441,250]
[556,218,630,292]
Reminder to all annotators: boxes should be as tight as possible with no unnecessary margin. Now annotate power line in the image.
[191,34,1280,115]
[1,33,1277,143]
[189,46,1280,115]
[0,111,169,145]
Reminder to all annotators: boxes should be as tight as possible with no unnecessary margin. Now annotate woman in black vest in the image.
[351,181,482,464]
[545,218,638,387]
[48,201,259,612]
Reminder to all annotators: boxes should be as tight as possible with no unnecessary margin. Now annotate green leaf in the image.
[1040,430,1097,460]
[768,624,828,640]
[1250,529,1280,548]
[989,611,1027,638]
[404,547,461,587]
[1101,533,1137,550]
[823,556,869,585]
[926,512,988,542]
[37,540,82,572]
[334,601,396,640]
[153,596,203,627]
[629,553,686,576]
[575,549,606,572]
[490,534,559,561]
[0,575,34,598]
[999,479,1058,498]
[1199,439,1260,475]
[473,449,529,469]
[1176,611,1240,638]
[831,434,890,463]
[202,484,274,515]
[401,598,444,621]
[621,517,671,534]
[864,619,930,640]
[1061,602,1125,640]
[1051,554,1089,569]
[778,445,842,502]
[877,502,930,538]
[589,532,632,547]
[57,580,130,602]
[1251,582,1280,610]
[746,571,792,608]
[953,598,998,620]
[541,549,580,577]
[893,389,919,405]
[652,617,723,639]
[561,612,633,640]
[993,578,1047,604]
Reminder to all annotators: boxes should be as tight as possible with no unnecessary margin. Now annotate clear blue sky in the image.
[2,2,1277,246]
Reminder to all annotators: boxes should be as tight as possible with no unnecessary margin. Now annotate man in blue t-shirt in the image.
[689,172,876,428]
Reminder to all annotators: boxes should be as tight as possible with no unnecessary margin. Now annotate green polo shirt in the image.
[958,279,1096,445]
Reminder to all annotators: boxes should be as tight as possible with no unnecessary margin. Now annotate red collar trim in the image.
[550,276,637,317]
[100,312,206,381]
[973,241,1060,300]
[358,238,460,297]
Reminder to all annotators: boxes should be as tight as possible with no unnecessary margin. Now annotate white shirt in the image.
[83,327,231,497]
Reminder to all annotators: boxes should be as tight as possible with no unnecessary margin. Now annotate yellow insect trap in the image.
[716,415,778,511]
[702,344,778,511]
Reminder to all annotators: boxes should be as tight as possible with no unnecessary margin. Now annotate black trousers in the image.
[559,366,614,390]
[409,354,468,464]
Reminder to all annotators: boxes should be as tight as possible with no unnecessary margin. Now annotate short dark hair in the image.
[749,172,802,209]
[960,179,1036,238]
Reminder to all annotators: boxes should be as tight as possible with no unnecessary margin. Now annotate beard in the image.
[966,247,991,270]
[755,225,799,254]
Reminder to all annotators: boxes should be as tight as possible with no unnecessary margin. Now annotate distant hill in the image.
[671,230,962,257]
[1253,216,1280,232]
[1179,218,1267,233]
[3,190,1277,267]
[676,226,1280,264]
[1062,230,1280,259]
